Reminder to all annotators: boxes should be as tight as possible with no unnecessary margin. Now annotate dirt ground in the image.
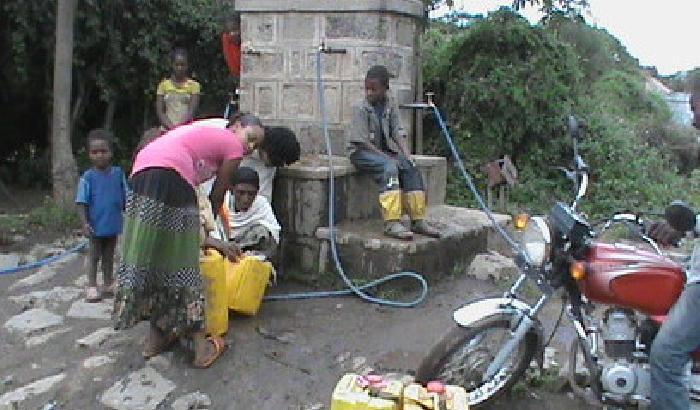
[0,234,594,410]
[0,189,597,409]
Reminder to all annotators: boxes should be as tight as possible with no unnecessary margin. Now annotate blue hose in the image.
[263,50,428,307]
[430,106,522,254]
[0,241,88,275]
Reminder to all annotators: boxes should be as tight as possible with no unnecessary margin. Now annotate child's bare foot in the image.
[85,286,101,302]
[143,325,177,358]
[101,282,116,298]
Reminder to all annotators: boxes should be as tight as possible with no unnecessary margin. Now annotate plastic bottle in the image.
[426,381,448,410]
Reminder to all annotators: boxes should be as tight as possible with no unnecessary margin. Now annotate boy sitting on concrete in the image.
[347,65,440,240]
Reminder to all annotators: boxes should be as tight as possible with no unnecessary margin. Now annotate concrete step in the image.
[313,205,510,280]
[273,155,447,236]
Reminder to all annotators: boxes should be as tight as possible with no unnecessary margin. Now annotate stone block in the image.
[305,51,343,80]
[66,299,112,320]
[395,17,417,47]
[242,14,275,44]
[83,354,116,369]
[254,82,278,120]
[346,174,382,220]
[282,14,317,40]
[297,124,345,155]
[77,327,119,349]
[9,286,82,309]
[274,164,354,238]
[25,327,71,348]
[325,14,389,42]
[172,391,212,410]
[399,50,415,83]
[397,88,415,106]
[467,251,518,281]
[242,52,284,79]
[280,83,314,120]
[282,237,323,274]
[238,80,254,114]
[276,156,355,180]
[342,82,366,123]
[9,265,57,291]
[413,155,447,205]
[0,253,20,270]
[237,0,425,17]
[4,308,63,335]
[340,48,356,80]
[321,82,342,124]
[100,367,176,410]
[357,49,403,82]
[396,87,416,145]
[0,373,65,408]
[288,49,304,79]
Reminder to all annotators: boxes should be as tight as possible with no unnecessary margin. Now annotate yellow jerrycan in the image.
[226,255,273,315]
[200,250,229,336]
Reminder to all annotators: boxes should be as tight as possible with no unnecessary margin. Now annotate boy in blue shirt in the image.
[76,129,127,302]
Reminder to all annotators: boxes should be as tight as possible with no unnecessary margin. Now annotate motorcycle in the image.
[415,116,698,408]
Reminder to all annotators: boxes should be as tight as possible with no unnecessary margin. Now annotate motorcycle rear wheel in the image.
[415,319,538,408]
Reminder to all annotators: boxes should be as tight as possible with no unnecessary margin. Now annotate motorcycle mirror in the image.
[664,200,697,232]
[568,115,580,140]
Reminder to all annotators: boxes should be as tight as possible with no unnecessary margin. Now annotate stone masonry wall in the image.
[236,0,424,155]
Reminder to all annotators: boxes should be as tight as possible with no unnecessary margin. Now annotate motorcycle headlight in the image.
[518,216,552,266]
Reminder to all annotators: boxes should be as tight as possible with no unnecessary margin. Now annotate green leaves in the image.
[423,10,696,218]
[2,0,231,179]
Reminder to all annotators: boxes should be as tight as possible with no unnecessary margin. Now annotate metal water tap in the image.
[426,92,435,107]
[318,40,347,54]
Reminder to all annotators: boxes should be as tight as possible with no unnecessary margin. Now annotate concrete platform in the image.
[313,205,510,279]
[273,155,447,229]
[273,154,453,276]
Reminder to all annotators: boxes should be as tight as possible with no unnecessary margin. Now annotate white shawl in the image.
[229,194,281,244]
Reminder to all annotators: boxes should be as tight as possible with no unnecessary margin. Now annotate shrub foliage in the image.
[423,10,698,218]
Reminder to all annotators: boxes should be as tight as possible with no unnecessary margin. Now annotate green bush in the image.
[27,197,80,233]
[423,10,697,219]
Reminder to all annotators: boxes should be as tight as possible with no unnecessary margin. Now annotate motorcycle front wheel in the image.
[415,319,538,408]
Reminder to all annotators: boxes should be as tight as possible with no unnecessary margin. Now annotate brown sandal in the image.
[193,336,228,369]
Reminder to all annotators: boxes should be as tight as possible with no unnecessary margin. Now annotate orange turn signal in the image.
[570,261,586,281]
[514,213,530,230]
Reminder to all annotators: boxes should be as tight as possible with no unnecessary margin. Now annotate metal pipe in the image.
[484,313,533,380]
[507,273,527,296]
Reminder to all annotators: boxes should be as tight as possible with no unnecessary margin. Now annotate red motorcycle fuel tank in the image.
[578,243,685,316]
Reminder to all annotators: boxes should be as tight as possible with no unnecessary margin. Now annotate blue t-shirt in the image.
[75,166,128,237]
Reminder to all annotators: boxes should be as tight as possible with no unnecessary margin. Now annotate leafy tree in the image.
[426,10,583,164]
[421,9,696,218]
[423,0,588,16]
[1,0,233,187]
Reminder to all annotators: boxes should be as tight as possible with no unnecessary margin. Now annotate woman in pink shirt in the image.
[114,119,298,368]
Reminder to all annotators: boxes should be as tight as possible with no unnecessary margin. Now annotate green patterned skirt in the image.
[114,167,203,336]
